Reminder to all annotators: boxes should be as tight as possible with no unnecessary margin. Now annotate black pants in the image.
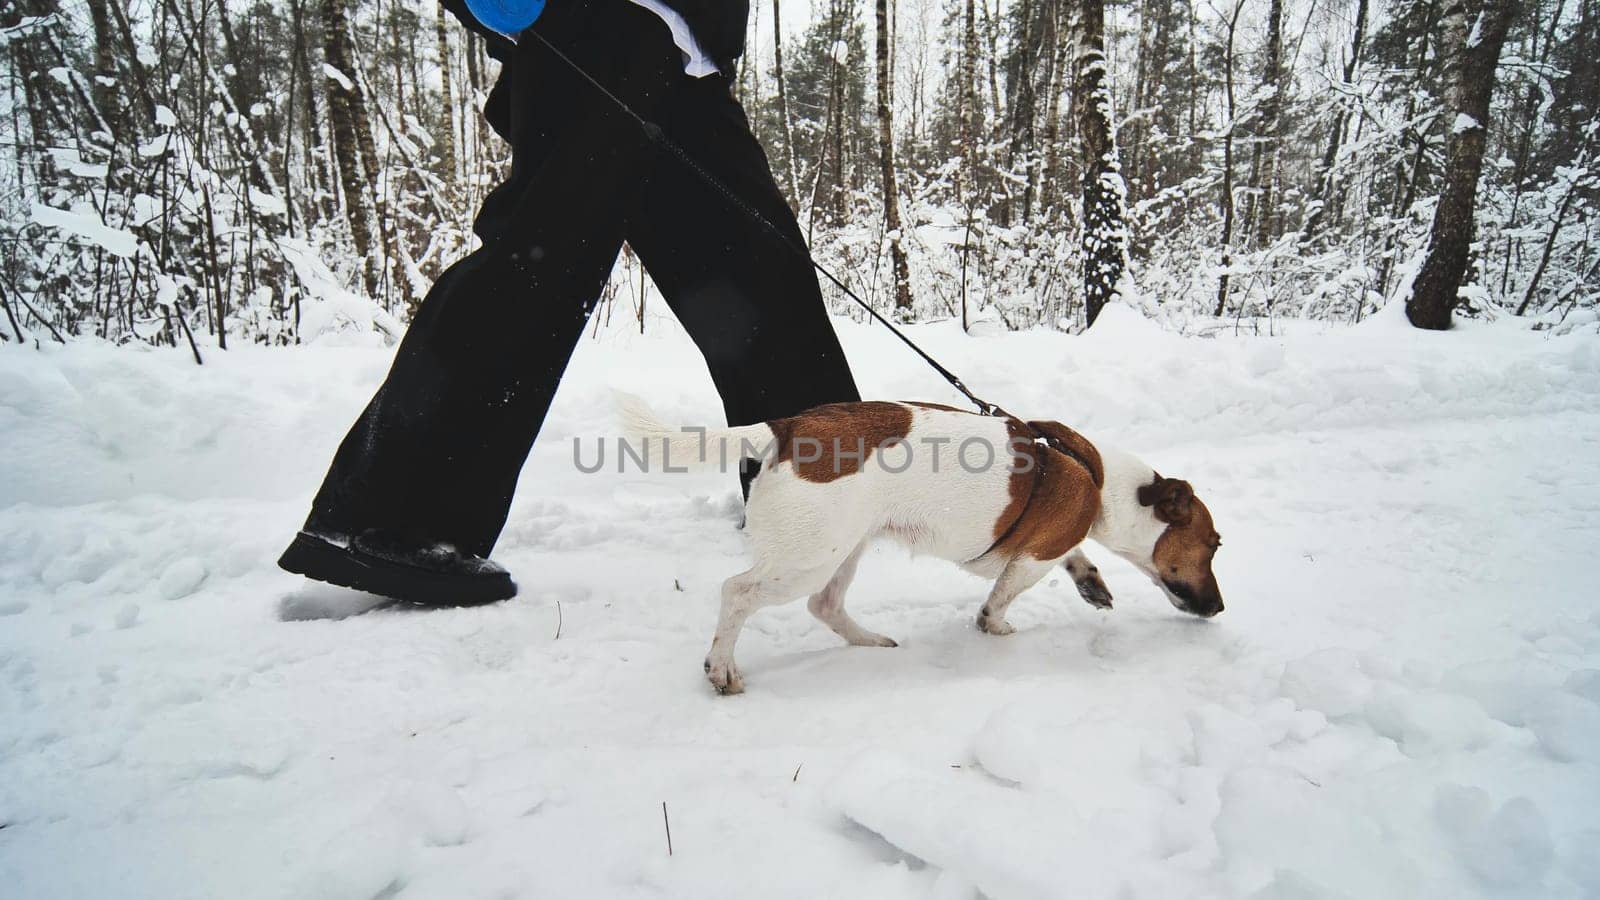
[301,0,859,557]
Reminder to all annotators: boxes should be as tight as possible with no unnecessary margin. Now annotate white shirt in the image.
[627,0,719,77]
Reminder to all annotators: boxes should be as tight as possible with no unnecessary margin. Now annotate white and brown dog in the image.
[620,397,1224,694]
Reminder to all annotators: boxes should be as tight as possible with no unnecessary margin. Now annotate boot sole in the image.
[277,532,517,607]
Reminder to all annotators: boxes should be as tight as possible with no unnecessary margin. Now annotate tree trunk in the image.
[875,0,913,315]
[1498,0,1567,294]
[961,0,980,197]
[811,0,849,231]
[1302,0,1368,245]
[215,4,277,195]
[1246,0,1284,246]
[1028,0,1066,219]
[1077,0,1128,326]
[292,0,334,227]
[323,0,382,296]
[983,0,1002,143]
[1005,0,1039,224]
[1214,0,1245,316]
[1030,0,1068,216]
[436,5,459,183]
[1406,0,1519,329]
[772,0,802,209]
[86,0,120,135]
[1376,0,1445,295]
[1134,0,1176,197]
[957,0,981,323]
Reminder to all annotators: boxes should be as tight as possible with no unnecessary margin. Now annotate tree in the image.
[1406,0,1520,329]
[4,0,1596,345]
[1302,0,1370,245]
[1078,0,1130,325]
[875,0,913,314]
[1245,0,1285,246]
[322,0,383,297]
[1214,0,1247,316]
[435,5,459,184]
[772,0,802,207]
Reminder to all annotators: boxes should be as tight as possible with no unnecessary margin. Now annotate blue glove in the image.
[462,0,545,36]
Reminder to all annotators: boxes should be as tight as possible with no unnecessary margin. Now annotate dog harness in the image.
[970,420,1101,563]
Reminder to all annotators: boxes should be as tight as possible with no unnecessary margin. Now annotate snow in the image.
[46,147,109,179]
[323,63,355,92]
[276,237,403,344]
[1454,113,1482,134]
[248,187,286,217]
[30,203,139,257]
[137,134,171,158]
[2,309,1598,898]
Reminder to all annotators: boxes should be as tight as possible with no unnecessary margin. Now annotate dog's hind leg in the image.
[977,556,1055,636]
[1063,547,1113,609]
[706,562,838,695]
[705,569,765,695]
[807,541,897,648]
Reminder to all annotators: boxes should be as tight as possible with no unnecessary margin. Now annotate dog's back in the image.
[747,402,1021,568]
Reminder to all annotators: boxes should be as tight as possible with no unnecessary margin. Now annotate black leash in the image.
[525,30,1011,420]
[525,29,1109,563]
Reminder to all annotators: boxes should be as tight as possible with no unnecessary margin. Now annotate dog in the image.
[619,397,1224,694]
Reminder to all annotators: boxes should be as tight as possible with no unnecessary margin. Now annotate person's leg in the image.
[625,74,861,450]
[285,1,682,601]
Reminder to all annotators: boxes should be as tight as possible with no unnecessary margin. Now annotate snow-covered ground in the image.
[3,304,1598,899]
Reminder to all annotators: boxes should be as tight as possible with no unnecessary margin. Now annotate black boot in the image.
[278,530,517,607]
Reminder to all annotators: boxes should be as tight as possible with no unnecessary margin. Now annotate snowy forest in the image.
[6,2,1600,896]
[1,0,1596,349]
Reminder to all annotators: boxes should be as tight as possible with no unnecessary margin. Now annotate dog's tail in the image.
[614,391,776,472]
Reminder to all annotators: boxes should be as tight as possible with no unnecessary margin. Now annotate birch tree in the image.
[1406,0,1521,329]
[875,0,913,314]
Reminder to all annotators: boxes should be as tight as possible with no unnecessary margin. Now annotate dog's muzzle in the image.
[1161,579,1224,618]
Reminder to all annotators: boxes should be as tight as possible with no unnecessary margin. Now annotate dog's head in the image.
[1133,475,1224,617]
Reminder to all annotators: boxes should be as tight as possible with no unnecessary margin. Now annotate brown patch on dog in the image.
[988,418,1036,541]
[1137,475,1194,525]
[988,426,1103,562]
[1025,420,1104,488]
[1142,474,1224,614]
[767,401,914,483]
[1150,496,1220,582]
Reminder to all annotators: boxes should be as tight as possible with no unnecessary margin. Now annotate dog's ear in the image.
[1137,475,1194,526]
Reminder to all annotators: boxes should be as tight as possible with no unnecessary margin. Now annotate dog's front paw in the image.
[1075,575,1114,609]
[704,657,745,695]
[976,612,1016,636]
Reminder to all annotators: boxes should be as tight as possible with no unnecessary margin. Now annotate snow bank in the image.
[1,311,1597,898]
